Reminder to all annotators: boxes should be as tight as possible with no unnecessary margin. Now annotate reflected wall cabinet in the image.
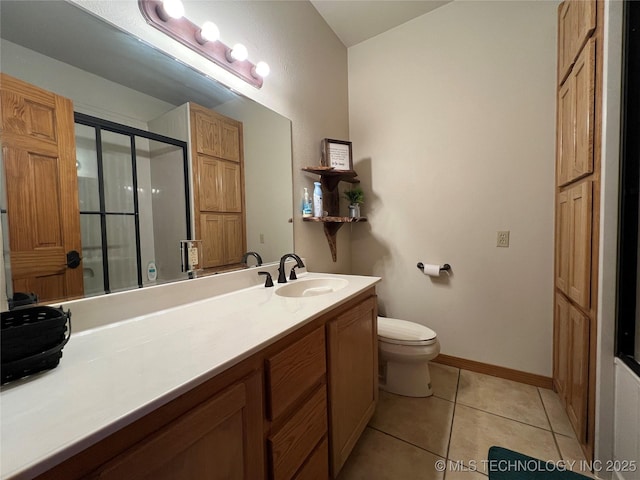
[553,0,600,462]
[189,103,246,270]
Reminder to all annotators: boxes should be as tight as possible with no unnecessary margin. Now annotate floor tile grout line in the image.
[442,367,461,480]
[455,401,557,434]
[367,425,447,461]
[537,386,565,460]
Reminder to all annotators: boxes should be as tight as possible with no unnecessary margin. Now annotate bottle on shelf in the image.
[302,187,312,217]
[313,182,323,217]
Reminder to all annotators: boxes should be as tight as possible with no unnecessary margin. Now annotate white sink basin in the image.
[275,278,349,298]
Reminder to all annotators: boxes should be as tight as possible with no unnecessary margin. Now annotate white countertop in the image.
[0,272,380,479]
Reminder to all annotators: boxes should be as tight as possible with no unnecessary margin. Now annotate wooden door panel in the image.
[0,73,83,301]
[95,373,263,480]
[558,1,575,85]
[557,80,574,186]
[198,156,222,211]
[221,121,240,162]
[200,214,224,268]
[572,38,595,182]
[567,305,589,442]
[572,0,596,65]
[553,293,570,402]
[556,191,570,293]
[327,296,378,476]
[568,181,592,309]
[194,110,221,158]
[222,161,242,212]
[223,215,244,265]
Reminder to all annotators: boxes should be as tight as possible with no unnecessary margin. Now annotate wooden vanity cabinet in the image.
[36,288,378,480]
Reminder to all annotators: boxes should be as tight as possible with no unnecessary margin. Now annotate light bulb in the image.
[199,21,219,42]
[230,43,248,62]
[160,0,184,20]
[254,61,270,78]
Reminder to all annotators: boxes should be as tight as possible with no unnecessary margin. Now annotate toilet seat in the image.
[377,317,437,346]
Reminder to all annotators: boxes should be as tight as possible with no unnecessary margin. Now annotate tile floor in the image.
[338,363,593,480]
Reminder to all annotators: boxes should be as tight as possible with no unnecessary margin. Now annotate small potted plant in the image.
[344,187,364,218]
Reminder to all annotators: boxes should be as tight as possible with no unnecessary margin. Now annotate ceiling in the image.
[310,0,452,48]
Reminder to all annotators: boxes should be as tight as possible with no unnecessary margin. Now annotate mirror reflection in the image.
[0,0,294,302]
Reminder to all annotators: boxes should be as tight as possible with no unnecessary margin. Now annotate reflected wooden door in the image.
[0,73,83,302]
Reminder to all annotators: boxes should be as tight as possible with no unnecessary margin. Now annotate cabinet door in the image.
[221,160,242,212]
[327,296,378,477]
[223,214,244,265]
[200,213,224,268]
[194,109,221,158]
[571,38,595,182]
[93,372,264,480]
[198,156,223,211]
[567,304,590,442]
[221,120,241,162]
[557,79,574,186]
[553,293,571,401]
[556,191,570,294]
[568,181,592,309]
[557,0,596,85]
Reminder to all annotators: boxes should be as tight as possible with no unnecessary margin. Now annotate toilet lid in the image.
[377,317,437,346]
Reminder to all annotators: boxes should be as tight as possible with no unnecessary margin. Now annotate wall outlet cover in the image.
[497,231,510,247]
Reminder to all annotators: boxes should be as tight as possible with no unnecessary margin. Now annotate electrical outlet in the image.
[497,231,510,247]
[259,233,265,244]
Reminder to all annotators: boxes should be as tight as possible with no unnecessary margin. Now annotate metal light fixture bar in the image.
[139,0,264,88]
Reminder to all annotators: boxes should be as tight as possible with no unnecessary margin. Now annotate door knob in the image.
[66,250,82,269]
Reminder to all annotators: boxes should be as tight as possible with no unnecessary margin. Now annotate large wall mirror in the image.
[0,0,294,302]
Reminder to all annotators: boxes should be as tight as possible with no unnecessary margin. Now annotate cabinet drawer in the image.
[266,326,326,420]
[293,437,329,480]
[268,386,327,480]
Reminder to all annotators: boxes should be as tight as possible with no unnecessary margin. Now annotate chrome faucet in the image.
[277,253,305,283]
[242,251,263,267]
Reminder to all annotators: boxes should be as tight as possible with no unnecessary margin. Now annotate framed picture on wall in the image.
[321,138,353,171]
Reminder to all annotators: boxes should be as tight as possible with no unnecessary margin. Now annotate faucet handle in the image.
[289,266,299,281]
[258,271,274,287]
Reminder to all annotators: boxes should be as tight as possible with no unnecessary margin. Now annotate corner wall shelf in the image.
[302,167,367,262]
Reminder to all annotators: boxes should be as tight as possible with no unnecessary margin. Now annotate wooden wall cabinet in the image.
[554,0,600,459]
[190,103,246,271]
[327,295,378,477]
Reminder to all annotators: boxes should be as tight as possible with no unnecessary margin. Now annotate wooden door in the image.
[327,295,378,477]
[568,181,592,309]
[93,372,264,480]
[567,304,590,442]
[0,73,83,301]
[220,120,241,162]
[558,1,575,85]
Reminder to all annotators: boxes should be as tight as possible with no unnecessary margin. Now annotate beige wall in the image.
[72,0,351,273]
[348,1,557,376]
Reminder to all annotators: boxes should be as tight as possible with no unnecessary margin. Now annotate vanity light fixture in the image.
[139,0,268,88]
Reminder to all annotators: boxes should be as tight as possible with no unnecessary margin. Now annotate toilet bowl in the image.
[377,316,440,397]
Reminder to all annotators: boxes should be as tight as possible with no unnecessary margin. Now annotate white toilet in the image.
[377,316,440,397]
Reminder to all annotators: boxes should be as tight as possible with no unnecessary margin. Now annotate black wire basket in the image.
[1,306,71,384]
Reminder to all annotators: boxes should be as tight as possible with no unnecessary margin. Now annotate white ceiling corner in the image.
[310,0,452,48]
